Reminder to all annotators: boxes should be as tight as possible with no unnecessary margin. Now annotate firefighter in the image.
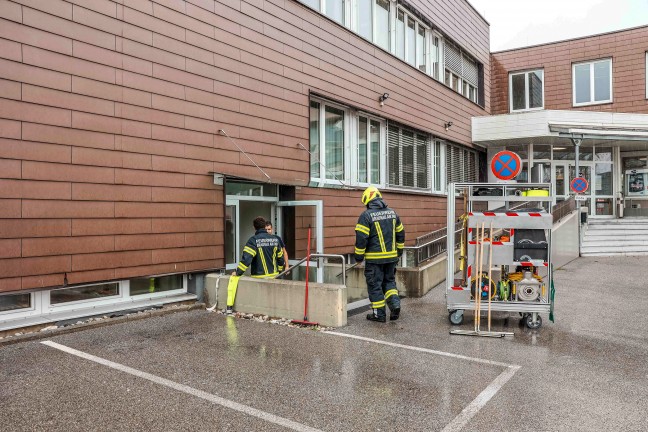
[228,216,285,314]
[354,186,405,322]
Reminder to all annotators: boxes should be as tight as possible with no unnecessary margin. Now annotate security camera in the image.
[444,121,453,131]
[379,93,389,106]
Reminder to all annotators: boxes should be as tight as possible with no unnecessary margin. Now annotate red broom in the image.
[292,227,319,326]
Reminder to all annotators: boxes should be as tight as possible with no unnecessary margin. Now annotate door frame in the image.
[277,200,324,282]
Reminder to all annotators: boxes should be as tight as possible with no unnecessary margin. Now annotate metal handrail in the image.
[552,196,576,223]
[275,253,347,286]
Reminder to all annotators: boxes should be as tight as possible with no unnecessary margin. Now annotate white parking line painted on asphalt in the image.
[440,365,521,432]
[41,341,322,432]
[323,331,519,368]
[323,331,521,432]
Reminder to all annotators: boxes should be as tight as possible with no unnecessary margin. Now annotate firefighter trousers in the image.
[364,261,400,313]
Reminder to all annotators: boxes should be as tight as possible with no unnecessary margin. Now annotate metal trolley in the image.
[446,183,554,329]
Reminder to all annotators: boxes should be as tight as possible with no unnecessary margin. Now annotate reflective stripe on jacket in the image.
[354,198,405,264]
[235,229,285,277]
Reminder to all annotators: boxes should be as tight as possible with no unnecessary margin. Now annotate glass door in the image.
[277,200,324,282]
[225,198,275,271]
[569,163,593,216]
[552,163,568,202]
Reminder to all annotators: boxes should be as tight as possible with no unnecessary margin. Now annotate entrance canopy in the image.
[473,110,648,151]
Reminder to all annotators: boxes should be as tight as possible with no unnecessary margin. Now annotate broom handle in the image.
[304,227,311,320]
[487,221,493,332]
[477,222,485,331]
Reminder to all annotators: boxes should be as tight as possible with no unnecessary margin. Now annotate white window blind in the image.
[446,145,478,184]
[388,124,430,190]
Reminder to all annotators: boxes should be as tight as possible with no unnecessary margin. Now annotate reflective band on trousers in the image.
[385,289,398,299]
[371,300,386,308]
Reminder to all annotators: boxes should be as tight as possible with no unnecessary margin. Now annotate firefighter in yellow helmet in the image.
[355,186,405,322]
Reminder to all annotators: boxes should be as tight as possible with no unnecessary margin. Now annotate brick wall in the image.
[491,25,648,115]
[0,0,489,292]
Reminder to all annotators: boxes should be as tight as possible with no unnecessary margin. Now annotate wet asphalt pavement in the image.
[1,256,647,431]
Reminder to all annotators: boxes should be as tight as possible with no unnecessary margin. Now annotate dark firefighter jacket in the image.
[235,229,285,278]
[354,198,405,264]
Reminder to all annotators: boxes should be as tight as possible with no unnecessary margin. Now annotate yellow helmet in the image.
[361,186,382,206]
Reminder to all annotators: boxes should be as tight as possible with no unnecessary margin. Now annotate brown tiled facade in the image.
[491,25,648,115]
[0,0,489,294]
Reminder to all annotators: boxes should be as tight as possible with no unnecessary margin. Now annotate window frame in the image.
[387,123,433,192]
[354,112,387,188]
[572,58,613,107]
[509,68,545,112]
[309,97,351,187]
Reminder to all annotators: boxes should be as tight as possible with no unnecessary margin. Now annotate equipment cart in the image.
[446,183,554,329]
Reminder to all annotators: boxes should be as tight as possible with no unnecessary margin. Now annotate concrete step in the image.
[582,240,648,247]
[581,244,648,253]
[589,218,648,224]
[585,225,648,232]
[583,232,648,238]
[581,251,648,257]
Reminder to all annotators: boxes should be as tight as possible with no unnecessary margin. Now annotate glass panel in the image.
[370,120,381,184]
[452,73,461,93]
[594,60,611,102]
[416,135,428,188]
[226,182,278,197]
[131,275,182,296]
[358,116,368,183]
[595,163,613,195]
[375,0,390,50]
[555,165,566,196]
[51,283,119,304]
[417,25,425,72]
[594,146,612,162]
[570,165,591,195]
[575,63,591,104]
[579,147,593,161]
[430,36,439,79]
[434,142,441,191]
[552,147,576,161]
[507,144,529,160]
[595,198,614,216]
[395,10,405,60]
[533,144,551,160]
[325,0,344,25]
[301,0,319,11]
[406,17,416,65]
[225,205,236,265]
[325,105,345,180]
[388,125,400,186]
[401,130,414,187]
[357,0,372,40]
[309,101,320,178]
[0,293,31,312]
[511,73,526,110]
[528,70,543,108]
[444,69,451,86]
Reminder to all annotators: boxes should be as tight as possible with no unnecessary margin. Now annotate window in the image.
[309,98,385,187]
[0,293,31,313]
[573,59,612,106]
[430,34,441,79]
[130,274,184,296]
[394,8,426,69]
[395,10,405,59]
[416,26,426,72]
[357,0,372,40]
[443,40,479,103]
[388,124,430,190]
[446,145,479,184]
[309,99,348,185]
[374,0,390,50]
[325,0,346,25]
[510,69,544,112]
[358,116,384,185]
[50,283,120,305]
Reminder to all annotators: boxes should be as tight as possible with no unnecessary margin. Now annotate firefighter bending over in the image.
[228,216,285,314]
[354,186,405,323]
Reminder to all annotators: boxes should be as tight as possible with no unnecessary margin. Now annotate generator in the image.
[446,183,554,329]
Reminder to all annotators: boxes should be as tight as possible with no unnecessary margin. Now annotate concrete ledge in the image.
[204,275,347,327]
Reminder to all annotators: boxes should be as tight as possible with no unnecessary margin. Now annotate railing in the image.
[275,254,347,285]
[552,197,576,223]
[400,221,463,267]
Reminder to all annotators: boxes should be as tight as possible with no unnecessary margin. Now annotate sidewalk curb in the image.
[0,302,205,347]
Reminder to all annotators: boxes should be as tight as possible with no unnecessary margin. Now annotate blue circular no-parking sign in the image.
[570,177,589,193]
[491,151,521,181]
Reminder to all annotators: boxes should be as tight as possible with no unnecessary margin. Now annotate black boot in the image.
[390,307,401,321]
[366,307,386,323]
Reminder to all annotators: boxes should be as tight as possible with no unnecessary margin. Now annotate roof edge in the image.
[492,23,648,54]
[463,0,490,26]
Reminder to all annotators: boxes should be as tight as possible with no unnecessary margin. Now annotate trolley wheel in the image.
[524,313,542,329]
[449,310,464,325]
